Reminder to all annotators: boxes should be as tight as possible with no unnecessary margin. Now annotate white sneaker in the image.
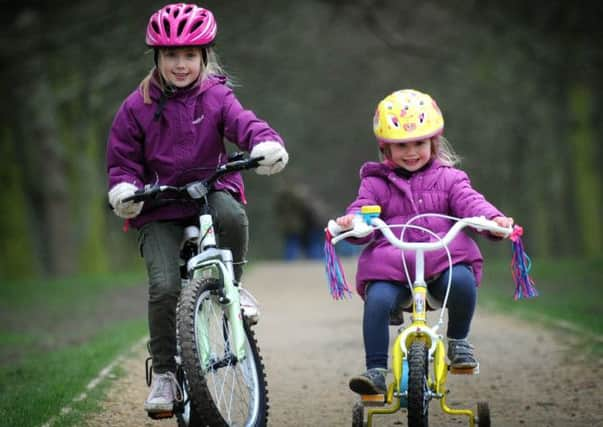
[239,287,260,325]
[144,371,182,413]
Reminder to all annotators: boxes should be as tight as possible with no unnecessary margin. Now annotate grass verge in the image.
[480,256,603,353]
[0,318,146,427]
[0,271,147,427]
[0,271,146,310]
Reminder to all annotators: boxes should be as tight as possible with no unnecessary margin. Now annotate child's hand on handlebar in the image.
[491,216,514,237]
[108,182,144,219]
[335,214,356,230]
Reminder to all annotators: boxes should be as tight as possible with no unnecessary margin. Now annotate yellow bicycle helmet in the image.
[373,89,444,145]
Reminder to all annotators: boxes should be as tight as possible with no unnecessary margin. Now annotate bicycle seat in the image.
[393,288,443,314]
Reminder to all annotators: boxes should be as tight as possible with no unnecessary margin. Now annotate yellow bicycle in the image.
[325,205,536,427]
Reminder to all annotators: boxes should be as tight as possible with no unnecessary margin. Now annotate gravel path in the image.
[86,260,603,427]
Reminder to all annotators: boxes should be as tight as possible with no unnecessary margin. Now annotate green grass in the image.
[0,270,147,363]
[0,270,146,310]
[480,256,603,353]
[0,271,147,427]
[0,319,146,427]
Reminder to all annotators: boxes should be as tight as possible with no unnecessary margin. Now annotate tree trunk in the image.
[19,55,75,276]
[568,83,602,256]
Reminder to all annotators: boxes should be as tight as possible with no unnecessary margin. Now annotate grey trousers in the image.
[137,191,248,373]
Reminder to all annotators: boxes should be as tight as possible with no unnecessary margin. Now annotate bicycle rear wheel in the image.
[177,278,269,426]
[407,340,429,427]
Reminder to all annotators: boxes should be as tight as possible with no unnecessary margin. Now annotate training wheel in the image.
[352,401,366,427]
[476,401,491,427]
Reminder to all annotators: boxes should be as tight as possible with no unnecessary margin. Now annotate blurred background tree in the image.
[1,0,601,279]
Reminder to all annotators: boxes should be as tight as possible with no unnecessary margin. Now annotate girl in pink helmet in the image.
[335,89,513,395]
[106,3,288,415]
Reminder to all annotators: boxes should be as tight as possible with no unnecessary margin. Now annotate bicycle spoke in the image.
[199,295,256,424]
[181,281,267,426]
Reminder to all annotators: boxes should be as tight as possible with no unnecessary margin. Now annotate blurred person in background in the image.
[273,182,326,261]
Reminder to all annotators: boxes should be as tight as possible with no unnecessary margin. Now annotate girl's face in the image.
[158,47,203,88]
[388,138,432,171]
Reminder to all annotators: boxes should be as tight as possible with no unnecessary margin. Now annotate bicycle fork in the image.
[189,213,247,367]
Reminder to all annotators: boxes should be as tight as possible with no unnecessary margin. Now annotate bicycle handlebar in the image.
[325,209,537,302]
[121,155,264,203]
[327,214,512,249]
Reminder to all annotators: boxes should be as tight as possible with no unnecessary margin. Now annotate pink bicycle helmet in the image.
[145,3,217,47]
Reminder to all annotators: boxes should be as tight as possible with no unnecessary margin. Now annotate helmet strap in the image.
[153,49,159,68]
[158,72,177,97]
[153,71,176,121]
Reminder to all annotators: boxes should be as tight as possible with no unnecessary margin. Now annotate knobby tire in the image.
[177,278,269,426]
[407,340,429,427]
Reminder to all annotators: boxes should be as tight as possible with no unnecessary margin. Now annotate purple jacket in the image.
[346,159,503,298]
[106,74,284,228]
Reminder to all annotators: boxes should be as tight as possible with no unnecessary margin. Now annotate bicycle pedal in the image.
[449,366,479,375]
[360,394,386,406]
[147,410,174,420]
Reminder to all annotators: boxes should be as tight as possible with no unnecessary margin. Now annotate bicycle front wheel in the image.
[177,278,269,427]
[407,340,429,427]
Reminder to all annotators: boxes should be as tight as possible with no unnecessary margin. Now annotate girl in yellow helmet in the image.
[336,89,514,395]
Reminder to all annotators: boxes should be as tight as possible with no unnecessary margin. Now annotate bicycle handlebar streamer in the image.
[324,229,353,300]
[509,225,538,300]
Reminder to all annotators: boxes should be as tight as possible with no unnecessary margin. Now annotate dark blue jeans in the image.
[363,264,476,370]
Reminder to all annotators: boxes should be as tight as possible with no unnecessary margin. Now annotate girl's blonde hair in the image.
[434,136,461,166]
[380,135,461,167]
[139,47,229,104]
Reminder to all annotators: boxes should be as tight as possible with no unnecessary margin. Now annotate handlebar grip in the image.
[121,187,157,203]
[248,155,264,166]
[327,216,373,245]
[462,216,513,237]
[327,219,344,236]
[121,194,139,203]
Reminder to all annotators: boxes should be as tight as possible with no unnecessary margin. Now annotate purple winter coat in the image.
[346,159,503,298]
[106,73,284,228]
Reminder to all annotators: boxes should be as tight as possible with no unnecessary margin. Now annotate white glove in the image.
[250,141,289,175]
[108,182,144,219]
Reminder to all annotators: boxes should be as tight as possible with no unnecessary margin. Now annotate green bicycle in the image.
[126,154,268,426]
